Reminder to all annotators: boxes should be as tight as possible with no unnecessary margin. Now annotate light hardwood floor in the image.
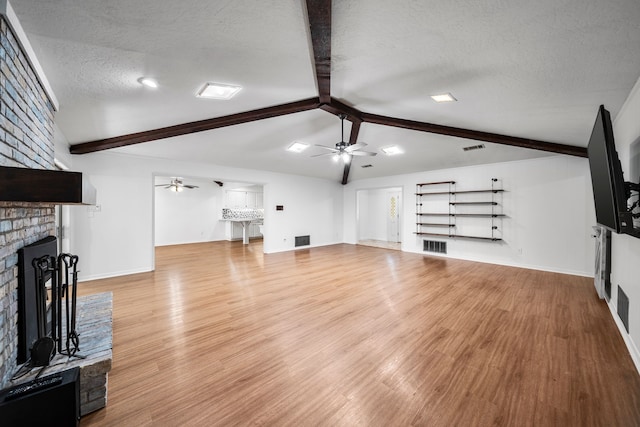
[357,239,402,251]
[78,241,640,426]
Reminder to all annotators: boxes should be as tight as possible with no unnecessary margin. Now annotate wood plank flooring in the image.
[78,241,640,426]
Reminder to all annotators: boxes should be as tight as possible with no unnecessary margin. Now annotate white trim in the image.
[1,0,59,110]
[78,267,152,283]
[263,241,343,254]
[401,245,594,278]
[607,299,640,376]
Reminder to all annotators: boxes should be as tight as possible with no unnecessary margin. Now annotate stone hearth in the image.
[10,292,113,416]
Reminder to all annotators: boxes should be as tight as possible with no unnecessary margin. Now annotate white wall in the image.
[68,152,343,281]
[357,187,401,241]
[344,155,596,277]
[610,75,640,372]
[154,177,226,246]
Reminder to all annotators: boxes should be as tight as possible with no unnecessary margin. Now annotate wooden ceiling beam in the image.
[361,112,587,158]
[70,98,321,154]
[306,0,332,104]
[319,98,363,123]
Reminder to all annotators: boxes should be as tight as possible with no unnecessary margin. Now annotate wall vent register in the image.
[295,235,310,247]
[618,286,630,333]
[423,240,447,254]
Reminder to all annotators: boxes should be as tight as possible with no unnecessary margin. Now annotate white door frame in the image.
[356,186,403,245]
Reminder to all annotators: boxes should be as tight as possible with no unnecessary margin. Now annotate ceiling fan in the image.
[155,178,199,192]
[312,114,377,163]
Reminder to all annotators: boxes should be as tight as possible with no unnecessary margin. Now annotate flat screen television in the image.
[587,105,628,233]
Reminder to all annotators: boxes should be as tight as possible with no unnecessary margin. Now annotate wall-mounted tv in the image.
[587,105,634,234]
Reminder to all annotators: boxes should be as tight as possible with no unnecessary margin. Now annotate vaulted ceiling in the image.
[12,0,640,183]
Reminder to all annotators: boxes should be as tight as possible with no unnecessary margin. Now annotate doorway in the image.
[356,187,402,251]
[152,176,264,248]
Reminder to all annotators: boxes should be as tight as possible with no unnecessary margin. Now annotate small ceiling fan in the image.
[312,114,377,163]
[155,178,199,192]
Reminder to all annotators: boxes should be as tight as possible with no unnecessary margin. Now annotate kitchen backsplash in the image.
[222,208,264,219]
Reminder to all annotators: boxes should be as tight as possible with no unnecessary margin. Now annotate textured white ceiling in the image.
[11,0,640,182]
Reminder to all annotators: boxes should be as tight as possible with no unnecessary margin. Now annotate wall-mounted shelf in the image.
[449,202,498,205]
[415,179,505,242]
[415,232,502,241]
[417,213,505,218]
[416,189,505,196]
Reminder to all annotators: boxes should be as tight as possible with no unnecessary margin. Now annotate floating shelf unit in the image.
[415,179,505,241]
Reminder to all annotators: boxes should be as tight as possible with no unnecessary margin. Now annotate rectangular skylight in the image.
[287,142,309,153]
[381,145,403,155]
[430,93,457,103]
[196,82,242,100]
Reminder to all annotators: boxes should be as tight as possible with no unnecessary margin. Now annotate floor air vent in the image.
[423,240,447,254]
[295,235,310,247]
[617,286,629,333]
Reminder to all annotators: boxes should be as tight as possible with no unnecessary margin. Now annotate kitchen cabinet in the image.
[225,190,263,209]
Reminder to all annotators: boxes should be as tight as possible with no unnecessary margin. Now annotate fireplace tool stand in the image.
[57,254,84,360]
[31,253,85,367]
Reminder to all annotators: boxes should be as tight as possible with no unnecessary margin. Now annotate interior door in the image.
[387,191,401,243]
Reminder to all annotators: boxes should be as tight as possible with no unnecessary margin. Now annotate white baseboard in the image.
[402,246,593,278]
[607,299,640,376]
[78,267,152,283]
[263,240,342,254]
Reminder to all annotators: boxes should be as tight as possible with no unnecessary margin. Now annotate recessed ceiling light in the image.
[196,82,242,100]
[138,77,158,88]
[381,145,403,155]
[430,93,457,103]
[287,142,309,153]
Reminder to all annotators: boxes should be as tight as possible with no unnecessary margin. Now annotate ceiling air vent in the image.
[361,164,373,168]
[463,144,485,152]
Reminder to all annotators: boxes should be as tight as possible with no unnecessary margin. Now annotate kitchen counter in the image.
[222,218,262,244]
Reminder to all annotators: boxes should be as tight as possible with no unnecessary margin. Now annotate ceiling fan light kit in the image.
[313,114,377,164]
[155,178,199,192]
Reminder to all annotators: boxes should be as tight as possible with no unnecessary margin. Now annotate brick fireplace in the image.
[1,8,112,417]
[0,12,58,388]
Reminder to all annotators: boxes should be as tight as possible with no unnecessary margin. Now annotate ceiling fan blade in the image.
[314,144,339,152]
[344,142,367,152]
[350,151,377,157]
[311,152,336,158]
[183,185,199,189]
[155,184,169,187]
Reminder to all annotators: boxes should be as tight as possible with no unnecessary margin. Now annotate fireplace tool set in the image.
[31,253,84,367]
